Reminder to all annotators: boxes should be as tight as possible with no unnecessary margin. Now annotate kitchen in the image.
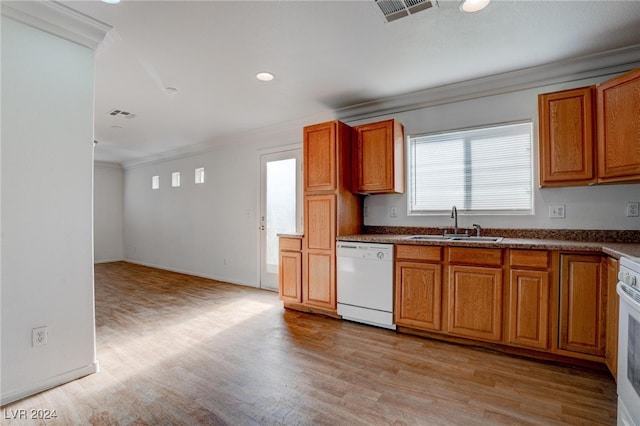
[279,68,640,423]
[2,0,640,424]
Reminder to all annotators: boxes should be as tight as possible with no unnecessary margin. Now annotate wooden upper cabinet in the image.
[558,254,605,357]
[304,122,337,192]
[597,67,640,183]
[538,86,596,187]
[353,119,404,194]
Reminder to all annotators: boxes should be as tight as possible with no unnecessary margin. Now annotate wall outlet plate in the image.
[32,326,48,347]
[627,202,639,217]
[390,206,398,218]
[549,205,566,218]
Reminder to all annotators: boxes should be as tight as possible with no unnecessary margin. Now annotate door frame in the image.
[257,144,303,290]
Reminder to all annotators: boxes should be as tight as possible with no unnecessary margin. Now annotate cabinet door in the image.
[507,269,550,349]
[597,68,640,182]
[303,194,336,310]
[605,256,619,377]
[448,265,503,342]
[353,119,404,194]
[559,254,605,356]
[279,250,302,303]
[538,86,595,186]
[304,121,336,192]
[304,194,336,252]
[395,261,442,331]
[304,251,335,309]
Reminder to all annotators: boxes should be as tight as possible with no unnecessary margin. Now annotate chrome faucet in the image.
[451,205,458,235]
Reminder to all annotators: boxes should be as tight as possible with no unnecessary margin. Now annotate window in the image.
[195,168,205,184]
[171,172,181,187]
[151,175,160,190]
[408,122,533,214]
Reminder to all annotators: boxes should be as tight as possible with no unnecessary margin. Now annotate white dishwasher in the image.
[337,242,395,330]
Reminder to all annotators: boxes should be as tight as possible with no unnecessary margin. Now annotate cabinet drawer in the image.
[509,250,550,269]
[448,247,502,266]
[396,245,442,262]
[280,237,302,251]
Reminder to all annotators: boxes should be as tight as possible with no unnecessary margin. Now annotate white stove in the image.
[617,256,640,426]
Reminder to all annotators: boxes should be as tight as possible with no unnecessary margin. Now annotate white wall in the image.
[124,140,299,287]
[1,16,98,404]
[94,162,124,262]
[352,78,640,231]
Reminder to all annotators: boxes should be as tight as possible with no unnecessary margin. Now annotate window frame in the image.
[406,121,535,216]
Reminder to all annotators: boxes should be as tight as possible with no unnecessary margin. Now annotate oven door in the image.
[617,282,640,426]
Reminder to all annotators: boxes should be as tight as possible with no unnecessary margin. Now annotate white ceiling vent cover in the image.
[375,0,436,22]
[108,108,136,119]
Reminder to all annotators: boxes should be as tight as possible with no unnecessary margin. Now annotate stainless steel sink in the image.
[404,235,451,241]
[448,236,503,242]
[404,235,504,243]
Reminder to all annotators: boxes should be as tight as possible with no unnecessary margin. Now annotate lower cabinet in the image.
[395,261,442,330]
[506,249,551,350]
[393,246,615,368]
[507,269,550,349]
[558,254,606,357]
[278,236,303,304]
[395,245,443,331]
[605,256,619,377]
[303,250,335,309]
[448,265,503,342]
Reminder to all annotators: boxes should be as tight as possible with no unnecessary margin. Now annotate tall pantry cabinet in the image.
[295,120,362,314]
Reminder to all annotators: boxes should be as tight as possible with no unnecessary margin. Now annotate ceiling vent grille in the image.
[108,108,136,119]
[374,0,436,22]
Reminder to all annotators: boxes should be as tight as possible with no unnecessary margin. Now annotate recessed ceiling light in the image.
[165,87,179,96]
[101,0,121,4]
[459,0,490,13]
[256,72,275,82]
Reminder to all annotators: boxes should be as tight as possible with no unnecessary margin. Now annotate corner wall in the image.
[1,16,98,404]
[94,162,124,262]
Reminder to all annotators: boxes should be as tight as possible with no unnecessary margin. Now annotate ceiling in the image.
[60,0,640,164]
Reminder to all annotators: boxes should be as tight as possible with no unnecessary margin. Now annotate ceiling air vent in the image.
[374,0,436,22]
[108,108,136,119]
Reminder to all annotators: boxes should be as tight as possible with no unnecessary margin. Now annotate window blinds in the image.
[409,122,533,214]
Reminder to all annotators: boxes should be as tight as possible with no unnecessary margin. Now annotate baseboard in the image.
[94,258,124,264]
[122,258,258,288]
[1,362,99,406]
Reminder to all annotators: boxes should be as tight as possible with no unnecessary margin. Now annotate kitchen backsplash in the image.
[362,226,640,243]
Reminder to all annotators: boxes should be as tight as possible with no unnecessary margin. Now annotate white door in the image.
[259,148,302,290]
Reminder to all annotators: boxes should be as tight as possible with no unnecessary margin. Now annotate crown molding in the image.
[121,111,335,170]
[1,0,111,50]
[94,160,123,170]
[337,44,640,122]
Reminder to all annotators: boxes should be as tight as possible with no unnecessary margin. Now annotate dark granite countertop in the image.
[336,234,640,260]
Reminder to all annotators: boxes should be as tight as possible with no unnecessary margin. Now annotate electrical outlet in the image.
[390,206,398,218]
[627,202,639,217]
[549,205,566,218]
[32,326,48,347]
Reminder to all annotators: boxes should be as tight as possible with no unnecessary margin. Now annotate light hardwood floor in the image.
[2,262,617,425]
